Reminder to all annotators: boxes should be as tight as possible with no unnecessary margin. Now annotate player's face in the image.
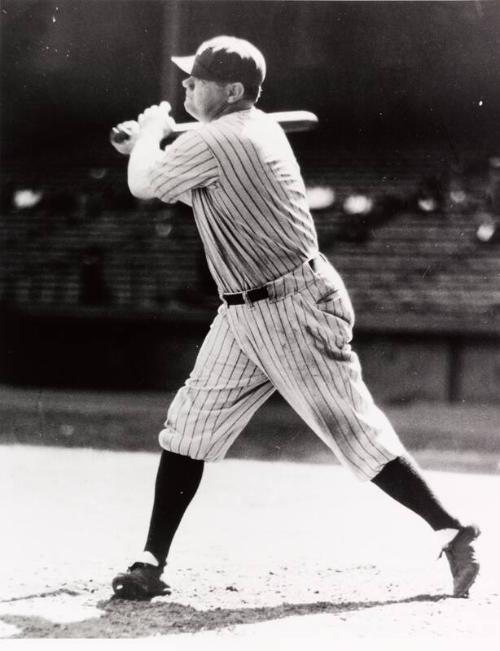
[182,76,229,122]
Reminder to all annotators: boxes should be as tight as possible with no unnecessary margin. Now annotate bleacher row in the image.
[315,206,500,333]
[1,148,499,335]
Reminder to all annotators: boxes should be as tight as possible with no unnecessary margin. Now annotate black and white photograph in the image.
[1,0,499,646]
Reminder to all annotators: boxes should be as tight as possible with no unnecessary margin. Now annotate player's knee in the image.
[158,425,221,461]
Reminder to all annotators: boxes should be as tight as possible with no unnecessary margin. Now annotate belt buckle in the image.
[243,289,253,305]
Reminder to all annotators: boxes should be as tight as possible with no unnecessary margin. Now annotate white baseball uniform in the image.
[146,107,405,480]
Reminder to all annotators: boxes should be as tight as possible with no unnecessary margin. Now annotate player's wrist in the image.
[137,126,165,143]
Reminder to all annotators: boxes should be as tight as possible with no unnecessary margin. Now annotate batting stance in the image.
[111,36,480,600]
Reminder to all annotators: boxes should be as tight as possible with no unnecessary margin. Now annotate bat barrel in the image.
[263,111,319,132]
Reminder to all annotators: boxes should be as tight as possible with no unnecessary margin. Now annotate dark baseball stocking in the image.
[144,450,204,567]
[371,455,462,531]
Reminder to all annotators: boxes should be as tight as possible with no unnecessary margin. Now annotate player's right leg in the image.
[111,450,203,600]
[157,305,275,462]
[111,306,274,600]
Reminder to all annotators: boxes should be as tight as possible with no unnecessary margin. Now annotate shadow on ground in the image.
[2,591,449,639]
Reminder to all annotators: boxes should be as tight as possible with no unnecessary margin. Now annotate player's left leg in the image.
[371,454,480,597]
[371,454,461,530]
[225,256,480,597]
[225,276,404,481]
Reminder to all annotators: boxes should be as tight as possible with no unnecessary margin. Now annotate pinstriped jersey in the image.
[148,107,319,293]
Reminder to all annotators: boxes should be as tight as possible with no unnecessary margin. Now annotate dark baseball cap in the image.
[171,35,266,88]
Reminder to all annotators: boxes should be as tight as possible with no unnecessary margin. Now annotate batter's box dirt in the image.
[0,588,449,639]
[2,448,499,640]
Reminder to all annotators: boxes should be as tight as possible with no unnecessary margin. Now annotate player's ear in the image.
[226,82,245,104]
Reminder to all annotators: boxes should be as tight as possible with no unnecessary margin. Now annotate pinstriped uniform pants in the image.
[159,254,405,480]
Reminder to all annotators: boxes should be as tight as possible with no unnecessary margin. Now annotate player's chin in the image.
[184,100,199,120]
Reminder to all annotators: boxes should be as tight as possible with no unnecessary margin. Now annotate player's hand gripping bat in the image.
[110,110,318,152]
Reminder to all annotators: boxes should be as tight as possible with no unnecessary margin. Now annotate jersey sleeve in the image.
[147,129,219,204]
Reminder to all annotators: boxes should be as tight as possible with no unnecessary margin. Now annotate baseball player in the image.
[111,35,480,601]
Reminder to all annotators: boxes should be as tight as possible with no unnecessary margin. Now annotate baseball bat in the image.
[109,110,318,147]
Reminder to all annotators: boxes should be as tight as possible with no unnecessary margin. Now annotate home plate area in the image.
[1,447,498,643]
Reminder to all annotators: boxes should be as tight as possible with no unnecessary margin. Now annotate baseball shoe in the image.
[111,562,170,600]
[440,524,481,598]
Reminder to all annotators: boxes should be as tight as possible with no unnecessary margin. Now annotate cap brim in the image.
[171,55,195,75]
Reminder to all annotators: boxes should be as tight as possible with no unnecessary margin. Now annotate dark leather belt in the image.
[223,285,269,305]
[223,257,321,306]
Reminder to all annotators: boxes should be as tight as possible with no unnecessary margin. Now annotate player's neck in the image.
[208,100,255,122]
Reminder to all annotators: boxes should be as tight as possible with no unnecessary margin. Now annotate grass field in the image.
[1,385,500,473]
[1,444,499,647]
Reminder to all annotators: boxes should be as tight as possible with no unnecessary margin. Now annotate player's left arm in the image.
[126,102,175,200]
[127,102,219,205]
[147,130,218,205]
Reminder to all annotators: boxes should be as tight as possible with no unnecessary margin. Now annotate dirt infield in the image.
[1,385,500,473]
[1,445,499,646]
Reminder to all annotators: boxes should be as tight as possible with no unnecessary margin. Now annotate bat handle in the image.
[109,125,182,146]
[109,127,131,144]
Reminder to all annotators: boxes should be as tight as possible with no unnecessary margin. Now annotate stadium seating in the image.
[1,147,499,338]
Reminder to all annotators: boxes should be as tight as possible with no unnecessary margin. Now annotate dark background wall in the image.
[1,0,164,162]
[2,0,500,165]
